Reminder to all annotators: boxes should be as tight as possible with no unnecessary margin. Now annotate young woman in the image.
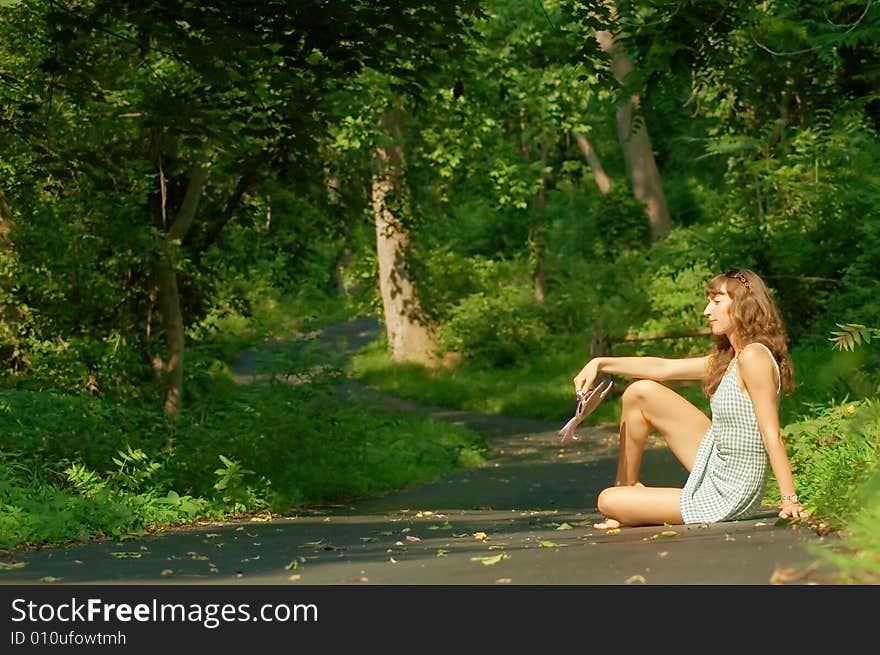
[573,268,807,530]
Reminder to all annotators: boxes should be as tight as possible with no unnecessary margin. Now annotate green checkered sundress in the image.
[679,343,780,524]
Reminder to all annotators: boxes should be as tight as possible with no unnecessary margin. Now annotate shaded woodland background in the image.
[1,1,878,575]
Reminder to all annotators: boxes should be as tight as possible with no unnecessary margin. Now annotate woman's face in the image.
[703,285,734,337]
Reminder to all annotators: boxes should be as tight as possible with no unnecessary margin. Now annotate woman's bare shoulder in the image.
[739,342,775,363]
[737,344,778,384]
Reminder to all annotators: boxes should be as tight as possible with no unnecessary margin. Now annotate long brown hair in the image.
[702,268,794,396]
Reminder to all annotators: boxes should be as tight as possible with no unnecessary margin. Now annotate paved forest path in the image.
[0,318,837,585]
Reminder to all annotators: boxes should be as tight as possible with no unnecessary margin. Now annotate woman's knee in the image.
[597,487,617,517]
[621,379,664,408]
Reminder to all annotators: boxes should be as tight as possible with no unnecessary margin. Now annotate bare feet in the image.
[593,517,621,530]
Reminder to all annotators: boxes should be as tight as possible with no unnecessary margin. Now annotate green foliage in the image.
[813,470,880,584]
[212,455,256,511]
[416,250,523,324]
[353,337,576,420]
[778,393,880,582]
[110,447,163,494]
[829,324,880,352]
[0,454,211,550]
[438,283,549,367]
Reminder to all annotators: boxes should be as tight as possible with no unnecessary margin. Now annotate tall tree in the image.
[573,130,613,194]
[592,1,670,241]
[372,109,436,364]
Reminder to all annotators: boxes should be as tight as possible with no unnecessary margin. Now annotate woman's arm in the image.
[738,344,807,519]
[573,355,710,394]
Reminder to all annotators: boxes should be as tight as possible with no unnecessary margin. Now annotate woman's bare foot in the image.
[593,517,621,530]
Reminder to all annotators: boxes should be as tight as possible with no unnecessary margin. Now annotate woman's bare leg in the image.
[614,379,711,485]
[596,486,684,528]
[594,380,710,529]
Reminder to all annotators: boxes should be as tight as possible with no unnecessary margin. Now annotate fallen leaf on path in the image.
[538,540,558,548]
[436,549,448,558]
[389,557,397,564]
[473,532,489,541]
[379,531,393,536]
[285,560,299,570]
[470,553,509,566]
[288,574,302,582]
[0,561,26,570]
[111,551,142,559]
[160,569,174,576]
[360,536,377,542]
[724,533,735,542]
[40,576,62,583]
[625,575,646,584]
[770,563,822,585]
[495,578,512,584]
[657,551,669,558]
[645,530,679,541]
[556,522,573,530]
[428,522,453,530]
[405,535,421,542]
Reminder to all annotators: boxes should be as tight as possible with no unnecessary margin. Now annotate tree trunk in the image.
[528,140,552,303]
[573,130,613,195]
[195,172,254,262]
[0,187,14,242]
[372,111,436,365]
[150,151,211,420]
[531,178,549,303]
[590,324,613,358]
[154,255,184,420]
[594,4,671,241]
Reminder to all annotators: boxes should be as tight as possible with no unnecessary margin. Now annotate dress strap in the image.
[745,342,781,394]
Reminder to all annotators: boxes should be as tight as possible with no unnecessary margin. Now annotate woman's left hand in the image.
[778,498,808,519]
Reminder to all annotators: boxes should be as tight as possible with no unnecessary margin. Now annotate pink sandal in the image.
[558,379,614,445]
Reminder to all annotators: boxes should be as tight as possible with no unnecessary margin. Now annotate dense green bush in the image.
[782,398,880,525]
[438,284,549,367]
